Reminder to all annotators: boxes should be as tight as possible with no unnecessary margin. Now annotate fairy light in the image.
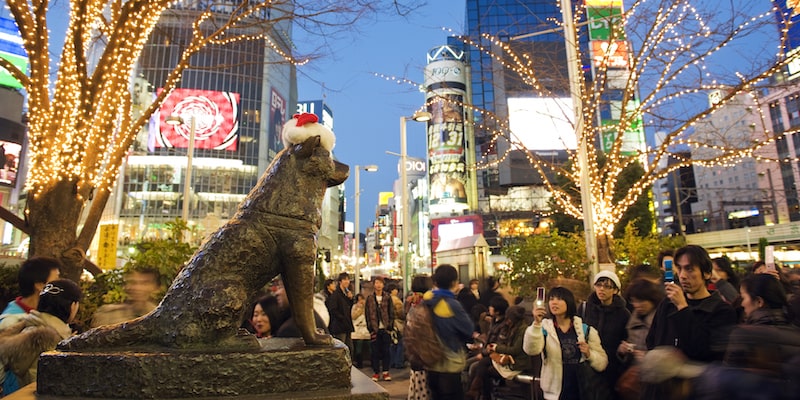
[380,1,795,239]
[7,0,315,204]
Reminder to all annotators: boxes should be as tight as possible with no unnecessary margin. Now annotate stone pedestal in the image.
[31,338,385,399]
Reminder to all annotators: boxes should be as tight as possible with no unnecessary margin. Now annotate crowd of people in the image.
[2,244,800,400]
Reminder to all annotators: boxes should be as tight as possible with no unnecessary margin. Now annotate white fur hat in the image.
[281,113,335,152]
[593,270,621,289]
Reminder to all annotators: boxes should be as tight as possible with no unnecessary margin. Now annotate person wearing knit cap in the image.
[578,269,630,398]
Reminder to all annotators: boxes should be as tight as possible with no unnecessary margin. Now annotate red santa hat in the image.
[282,113,335,152]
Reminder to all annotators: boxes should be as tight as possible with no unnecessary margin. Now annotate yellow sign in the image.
[584,0,622,6]
[379,192,394,206]
[96,223,119,270]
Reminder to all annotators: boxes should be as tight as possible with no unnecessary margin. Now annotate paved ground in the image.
[355,365,410,399]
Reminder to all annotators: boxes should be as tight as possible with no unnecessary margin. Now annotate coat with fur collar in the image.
[523,316,608,400]
[0,311,72,387]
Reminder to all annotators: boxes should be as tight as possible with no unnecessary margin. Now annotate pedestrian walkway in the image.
[356,365,409,399]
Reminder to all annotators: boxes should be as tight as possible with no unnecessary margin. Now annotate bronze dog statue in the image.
[59,135,348,350]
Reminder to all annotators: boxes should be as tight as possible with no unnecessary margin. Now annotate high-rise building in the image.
[465,0,587,249]
[691,90,781,231]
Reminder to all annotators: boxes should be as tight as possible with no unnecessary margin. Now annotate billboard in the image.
[599,96,646,155]
[507,97,577,151]
[268,89,287,154]
[427,93,469,212]
[773,0,800,55]
[424,50,471,217]
[0,17,27,90]
[588,6,625,41]
[0,140,21,187]
[591,40,630,68]
[155,88,240,151]
[430,214,484,253]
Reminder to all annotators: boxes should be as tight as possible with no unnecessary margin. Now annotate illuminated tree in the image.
[450,0,794,264]
[0,0,412,280]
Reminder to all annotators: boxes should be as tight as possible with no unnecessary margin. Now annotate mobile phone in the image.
[664,259,674,283]
[765,246,776,272]
[535,287,546,307]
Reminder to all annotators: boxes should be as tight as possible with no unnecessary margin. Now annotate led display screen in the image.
[0,140,22,187]
[155,88,240,151]
[507,97,577,151]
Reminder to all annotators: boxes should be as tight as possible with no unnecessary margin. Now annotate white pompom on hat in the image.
[281,112,335,152]
[593,270,621,289]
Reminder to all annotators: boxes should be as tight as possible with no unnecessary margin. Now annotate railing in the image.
[685,221,800,249]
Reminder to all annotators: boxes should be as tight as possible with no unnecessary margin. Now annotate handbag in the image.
[576,361,613,400]
[615,365,641,400]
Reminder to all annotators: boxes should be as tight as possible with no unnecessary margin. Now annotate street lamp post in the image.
[166,115,197,242]
[561,0,599,276]
[354,164,378,294]
[505,2,599,277]
[400,110,431,293]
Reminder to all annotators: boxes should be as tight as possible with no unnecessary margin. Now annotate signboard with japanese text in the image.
[96,223,119,270]
[591,40,630,69]
[588,6,625,41]
[599,98,646,155]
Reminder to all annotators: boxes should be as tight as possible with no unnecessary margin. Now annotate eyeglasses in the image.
[41,283,64,295]
[593,283,616,290]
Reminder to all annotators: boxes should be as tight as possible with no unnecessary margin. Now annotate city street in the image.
[355,365,410,399]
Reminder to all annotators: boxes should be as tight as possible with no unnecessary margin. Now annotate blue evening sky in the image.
[295,4,465,234]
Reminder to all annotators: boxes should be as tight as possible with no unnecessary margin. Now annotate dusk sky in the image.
[295,3,465,234]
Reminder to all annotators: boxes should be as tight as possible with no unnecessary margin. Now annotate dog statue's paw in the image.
[307,333,334,346]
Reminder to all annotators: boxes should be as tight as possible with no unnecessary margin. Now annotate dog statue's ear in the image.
[294,136,322,158]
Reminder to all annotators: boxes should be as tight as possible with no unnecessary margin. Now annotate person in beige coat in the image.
[523,286,608,400]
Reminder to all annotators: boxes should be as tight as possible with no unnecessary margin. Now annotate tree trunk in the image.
[597,233,614,265]
[27,179,88,281]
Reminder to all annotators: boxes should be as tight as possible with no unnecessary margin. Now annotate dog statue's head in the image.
[291,135,349,187]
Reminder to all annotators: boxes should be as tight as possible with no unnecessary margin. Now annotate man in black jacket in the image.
[643,245,737,400]
[326,272,354,355]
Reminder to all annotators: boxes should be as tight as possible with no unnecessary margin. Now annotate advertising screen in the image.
[269,89,287,154]
[507,97,577,151]
[155,88,240,151]
[773,0,800,55]
[427,93,469,212]
[0,17,27,90]
[591,40,630,69]
[0,140,22,187]
[430,215,484,253]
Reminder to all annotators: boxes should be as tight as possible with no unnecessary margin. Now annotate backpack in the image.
[403,301,444,369]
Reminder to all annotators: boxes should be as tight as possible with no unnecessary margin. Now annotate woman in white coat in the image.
[523,286,608,400]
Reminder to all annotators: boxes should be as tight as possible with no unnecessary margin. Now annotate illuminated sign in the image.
[507,97,577,151]
[427,94,468,209]
[599,98,646,155]
[379,192,394,206]
[0,140,21,187]
[585,0,623,6]
[591,40,630,68]
[773,0,800,55]
[297,100,334,131]
[0,17,27,90]
[430,215,484,253]
[588,6,625,41]
[268,89,287,153]
[156,88,240,151]
[97,224,119,270]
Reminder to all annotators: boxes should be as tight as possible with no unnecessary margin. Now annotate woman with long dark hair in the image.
[523,286,608,400]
